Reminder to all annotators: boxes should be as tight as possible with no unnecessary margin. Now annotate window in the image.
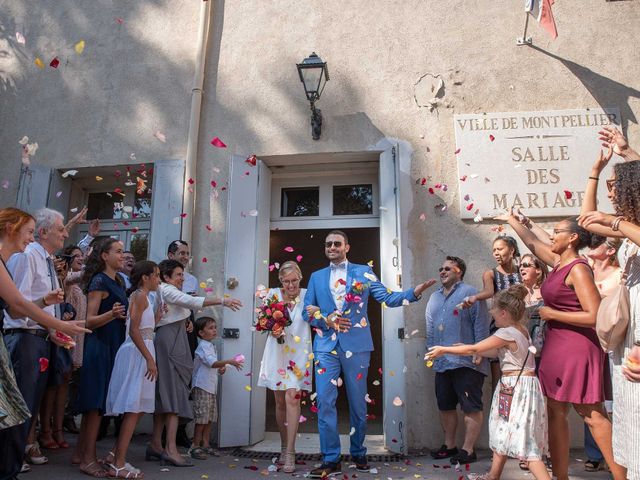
[134,188,152,218]
[130,232,149,260]
[281,187,319,217]
[87,192,129,220]
[333,184,373,215]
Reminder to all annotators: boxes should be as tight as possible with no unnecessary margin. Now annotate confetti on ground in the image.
[349,427,355,436]
[284,246,294,252]
[245,154,257,166]
[210,136,227,148]
[56,191,62,198]
[49,57,60,68]
[95,176,103,181]
[455,147,461,154]
[16,32,25,44]
[75,40,85,54]
[245,385,252,391]
[248,209,258,216]
[62,169,78,178]
[154,130,167,142]
[34,57,44,69]
[393,396,403,406]
[564,190,572,199]
[202,257,208,263]
[296,255,303,262]
[1,180,9,189]
[489,134,495,142]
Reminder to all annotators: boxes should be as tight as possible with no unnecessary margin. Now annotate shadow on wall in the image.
[528,44,640,130]
[0,18,29,93]
[0,0,200,204]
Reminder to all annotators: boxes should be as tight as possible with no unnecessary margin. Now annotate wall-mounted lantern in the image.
[296,52,329,140]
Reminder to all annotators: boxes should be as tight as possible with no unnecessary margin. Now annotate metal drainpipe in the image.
[181,0,212,245]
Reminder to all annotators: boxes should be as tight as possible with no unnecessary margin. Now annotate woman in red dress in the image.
[497,213,625,480]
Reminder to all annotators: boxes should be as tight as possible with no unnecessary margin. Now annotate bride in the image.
[257,261,312,474]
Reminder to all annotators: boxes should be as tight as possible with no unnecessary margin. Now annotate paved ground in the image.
[22,433,612,480]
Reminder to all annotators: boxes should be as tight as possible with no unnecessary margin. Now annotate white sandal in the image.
[108,463,144,479]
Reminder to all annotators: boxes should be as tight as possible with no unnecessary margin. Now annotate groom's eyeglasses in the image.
[325,241,343,248]
[438,266,452,272]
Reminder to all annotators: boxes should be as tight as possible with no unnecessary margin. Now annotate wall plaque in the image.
[454,108,621,219]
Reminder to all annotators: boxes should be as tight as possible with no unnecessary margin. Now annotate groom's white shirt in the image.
[329,260,348,312]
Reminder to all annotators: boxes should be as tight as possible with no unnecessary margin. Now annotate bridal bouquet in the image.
[255,293,292,344]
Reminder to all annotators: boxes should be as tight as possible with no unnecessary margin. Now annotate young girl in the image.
[74,238,128,478]
[104,261,161,478]
[427,285,550,480]
[462,236,522,392]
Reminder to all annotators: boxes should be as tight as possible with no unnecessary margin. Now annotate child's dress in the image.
[105,299,156,415]
[489,326,548,460]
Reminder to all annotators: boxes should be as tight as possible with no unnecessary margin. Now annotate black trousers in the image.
[0,332,50,480]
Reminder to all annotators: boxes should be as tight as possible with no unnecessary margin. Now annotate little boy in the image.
[189,316,244,460]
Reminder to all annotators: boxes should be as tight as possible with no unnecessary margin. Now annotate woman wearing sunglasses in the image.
[578,126,640,480]
[495,210,624,480]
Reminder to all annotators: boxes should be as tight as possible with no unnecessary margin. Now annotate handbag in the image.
[596,244,637,352]
[497,348,531,422]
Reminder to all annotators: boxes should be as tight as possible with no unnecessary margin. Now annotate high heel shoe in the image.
[282,452,296,473]
[144,445,163,461]
[160,453,193,467]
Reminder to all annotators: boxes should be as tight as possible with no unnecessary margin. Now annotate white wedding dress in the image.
[257,288,313,391]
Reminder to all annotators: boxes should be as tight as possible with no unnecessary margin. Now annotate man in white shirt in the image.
[167,240,199,294]
[4,208,68,466]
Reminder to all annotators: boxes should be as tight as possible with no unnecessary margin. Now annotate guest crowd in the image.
[0,126,639,480]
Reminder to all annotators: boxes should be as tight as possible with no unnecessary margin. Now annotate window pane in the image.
[87,192,128,220]
[333,184,373,215]
[134,189,152,219]
[130,232,149,260]
[281,187,319,217]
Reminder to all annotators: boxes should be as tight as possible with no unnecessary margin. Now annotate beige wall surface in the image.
[198,0,639,448]
[2,0,639,450]
[0,0,199,200]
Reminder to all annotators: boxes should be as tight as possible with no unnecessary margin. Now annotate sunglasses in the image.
[438,266,452,272]
[325,241,343,248]
[606,179,616,192]
[520,262,537,269]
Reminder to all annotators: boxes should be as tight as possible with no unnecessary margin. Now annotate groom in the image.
[304,230,434,477]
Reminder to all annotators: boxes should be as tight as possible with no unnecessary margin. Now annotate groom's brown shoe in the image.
[309,462,341,478]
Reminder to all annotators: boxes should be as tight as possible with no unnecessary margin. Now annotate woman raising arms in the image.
[496,211,625,480]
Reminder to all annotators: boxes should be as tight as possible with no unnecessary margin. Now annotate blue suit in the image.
[303,262,418,462]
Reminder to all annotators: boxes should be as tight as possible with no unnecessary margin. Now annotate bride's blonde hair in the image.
[278,261,303,282]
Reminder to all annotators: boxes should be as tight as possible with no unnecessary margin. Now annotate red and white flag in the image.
[525,0,558,39]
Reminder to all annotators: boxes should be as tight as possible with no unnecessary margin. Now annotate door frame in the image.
[219,141,409,453]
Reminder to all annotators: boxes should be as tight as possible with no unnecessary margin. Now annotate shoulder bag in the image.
[596,244,637,352]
